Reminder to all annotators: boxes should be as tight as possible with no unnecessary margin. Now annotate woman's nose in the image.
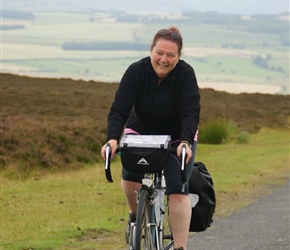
[160,54,167,61]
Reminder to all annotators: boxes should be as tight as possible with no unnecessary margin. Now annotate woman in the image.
[101,26,200,250]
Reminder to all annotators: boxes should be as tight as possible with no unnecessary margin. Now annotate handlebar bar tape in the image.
[105,143,113,183]
[181,144,187,192]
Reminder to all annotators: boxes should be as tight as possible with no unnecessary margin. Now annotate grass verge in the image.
[1,128,289,250]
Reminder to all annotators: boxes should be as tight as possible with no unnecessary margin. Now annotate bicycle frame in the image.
[128,172,174,250]
[104,138,187,250]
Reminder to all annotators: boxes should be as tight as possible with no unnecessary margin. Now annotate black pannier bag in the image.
[120,135,171,173]
[189,162,216,232]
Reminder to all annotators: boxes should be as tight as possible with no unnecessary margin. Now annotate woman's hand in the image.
[101,139,118,160]
[177,141,192,164]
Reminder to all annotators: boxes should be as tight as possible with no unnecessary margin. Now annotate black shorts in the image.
[122,141,197,195]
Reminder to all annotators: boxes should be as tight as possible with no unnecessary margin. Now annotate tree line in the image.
[62,42,149,51]
[252,55,285,73]
[2,10,35,20]
[115,11,289,35]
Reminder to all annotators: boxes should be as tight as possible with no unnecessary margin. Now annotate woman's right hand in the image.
[101,139,118,160]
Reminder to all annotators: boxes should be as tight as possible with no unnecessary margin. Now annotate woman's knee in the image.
[168,193,189,203]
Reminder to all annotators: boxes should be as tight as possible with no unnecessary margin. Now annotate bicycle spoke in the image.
[159,196,173,249]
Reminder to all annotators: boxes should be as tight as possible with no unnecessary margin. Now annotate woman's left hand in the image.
[177,141,192,164]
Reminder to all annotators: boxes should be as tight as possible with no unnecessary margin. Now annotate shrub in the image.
[199,119,228,144]
[227,121,238,140]
[236,131,250,144]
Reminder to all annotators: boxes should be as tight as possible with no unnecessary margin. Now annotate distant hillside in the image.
[1,73,289,174]
[4,0,288,14]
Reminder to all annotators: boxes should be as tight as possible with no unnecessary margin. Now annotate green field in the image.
[2,11,289,93]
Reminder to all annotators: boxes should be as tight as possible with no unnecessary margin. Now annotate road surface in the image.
[188,181,290,250]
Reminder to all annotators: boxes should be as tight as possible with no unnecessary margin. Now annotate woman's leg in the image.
[121,170,143,244]
[164,142,197,249]
[121,179,142,213]
[169,194,191,249]
[121,166,143,213]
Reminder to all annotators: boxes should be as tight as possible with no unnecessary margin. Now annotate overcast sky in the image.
[4,0,289,15]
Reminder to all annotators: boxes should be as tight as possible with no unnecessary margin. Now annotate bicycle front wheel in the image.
[133,187,155,250]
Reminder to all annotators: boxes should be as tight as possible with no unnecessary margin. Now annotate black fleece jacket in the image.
[106,56,200,144]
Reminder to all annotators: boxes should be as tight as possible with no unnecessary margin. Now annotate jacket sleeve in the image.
[178,64,200,144]
[106,66,136,142]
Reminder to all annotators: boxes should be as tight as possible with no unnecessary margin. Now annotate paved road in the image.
[188,181,290,250]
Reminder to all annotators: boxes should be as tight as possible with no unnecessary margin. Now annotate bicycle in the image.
[104,135,187,250]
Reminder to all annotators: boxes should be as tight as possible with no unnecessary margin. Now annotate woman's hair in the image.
[150,26,183,56]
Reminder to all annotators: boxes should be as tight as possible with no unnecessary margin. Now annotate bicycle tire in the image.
[133,187,155,250]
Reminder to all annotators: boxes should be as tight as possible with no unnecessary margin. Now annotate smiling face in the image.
[150,38,180,80]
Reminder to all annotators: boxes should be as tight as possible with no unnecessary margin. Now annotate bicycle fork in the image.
[128,222,139,250]
[146,189,160,250]
[128,222,159,250]
[128,187,159,250]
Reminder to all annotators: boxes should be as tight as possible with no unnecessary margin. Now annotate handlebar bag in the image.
[120,135,171,173]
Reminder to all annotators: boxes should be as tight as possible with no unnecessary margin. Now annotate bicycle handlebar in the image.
[180,144,187,192]
[104,143,188,191]
[104,143,113,183]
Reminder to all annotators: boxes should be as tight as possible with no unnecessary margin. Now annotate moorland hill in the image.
[1,73,289,173]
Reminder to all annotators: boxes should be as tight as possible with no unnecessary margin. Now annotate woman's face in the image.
[150,38,180,80]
